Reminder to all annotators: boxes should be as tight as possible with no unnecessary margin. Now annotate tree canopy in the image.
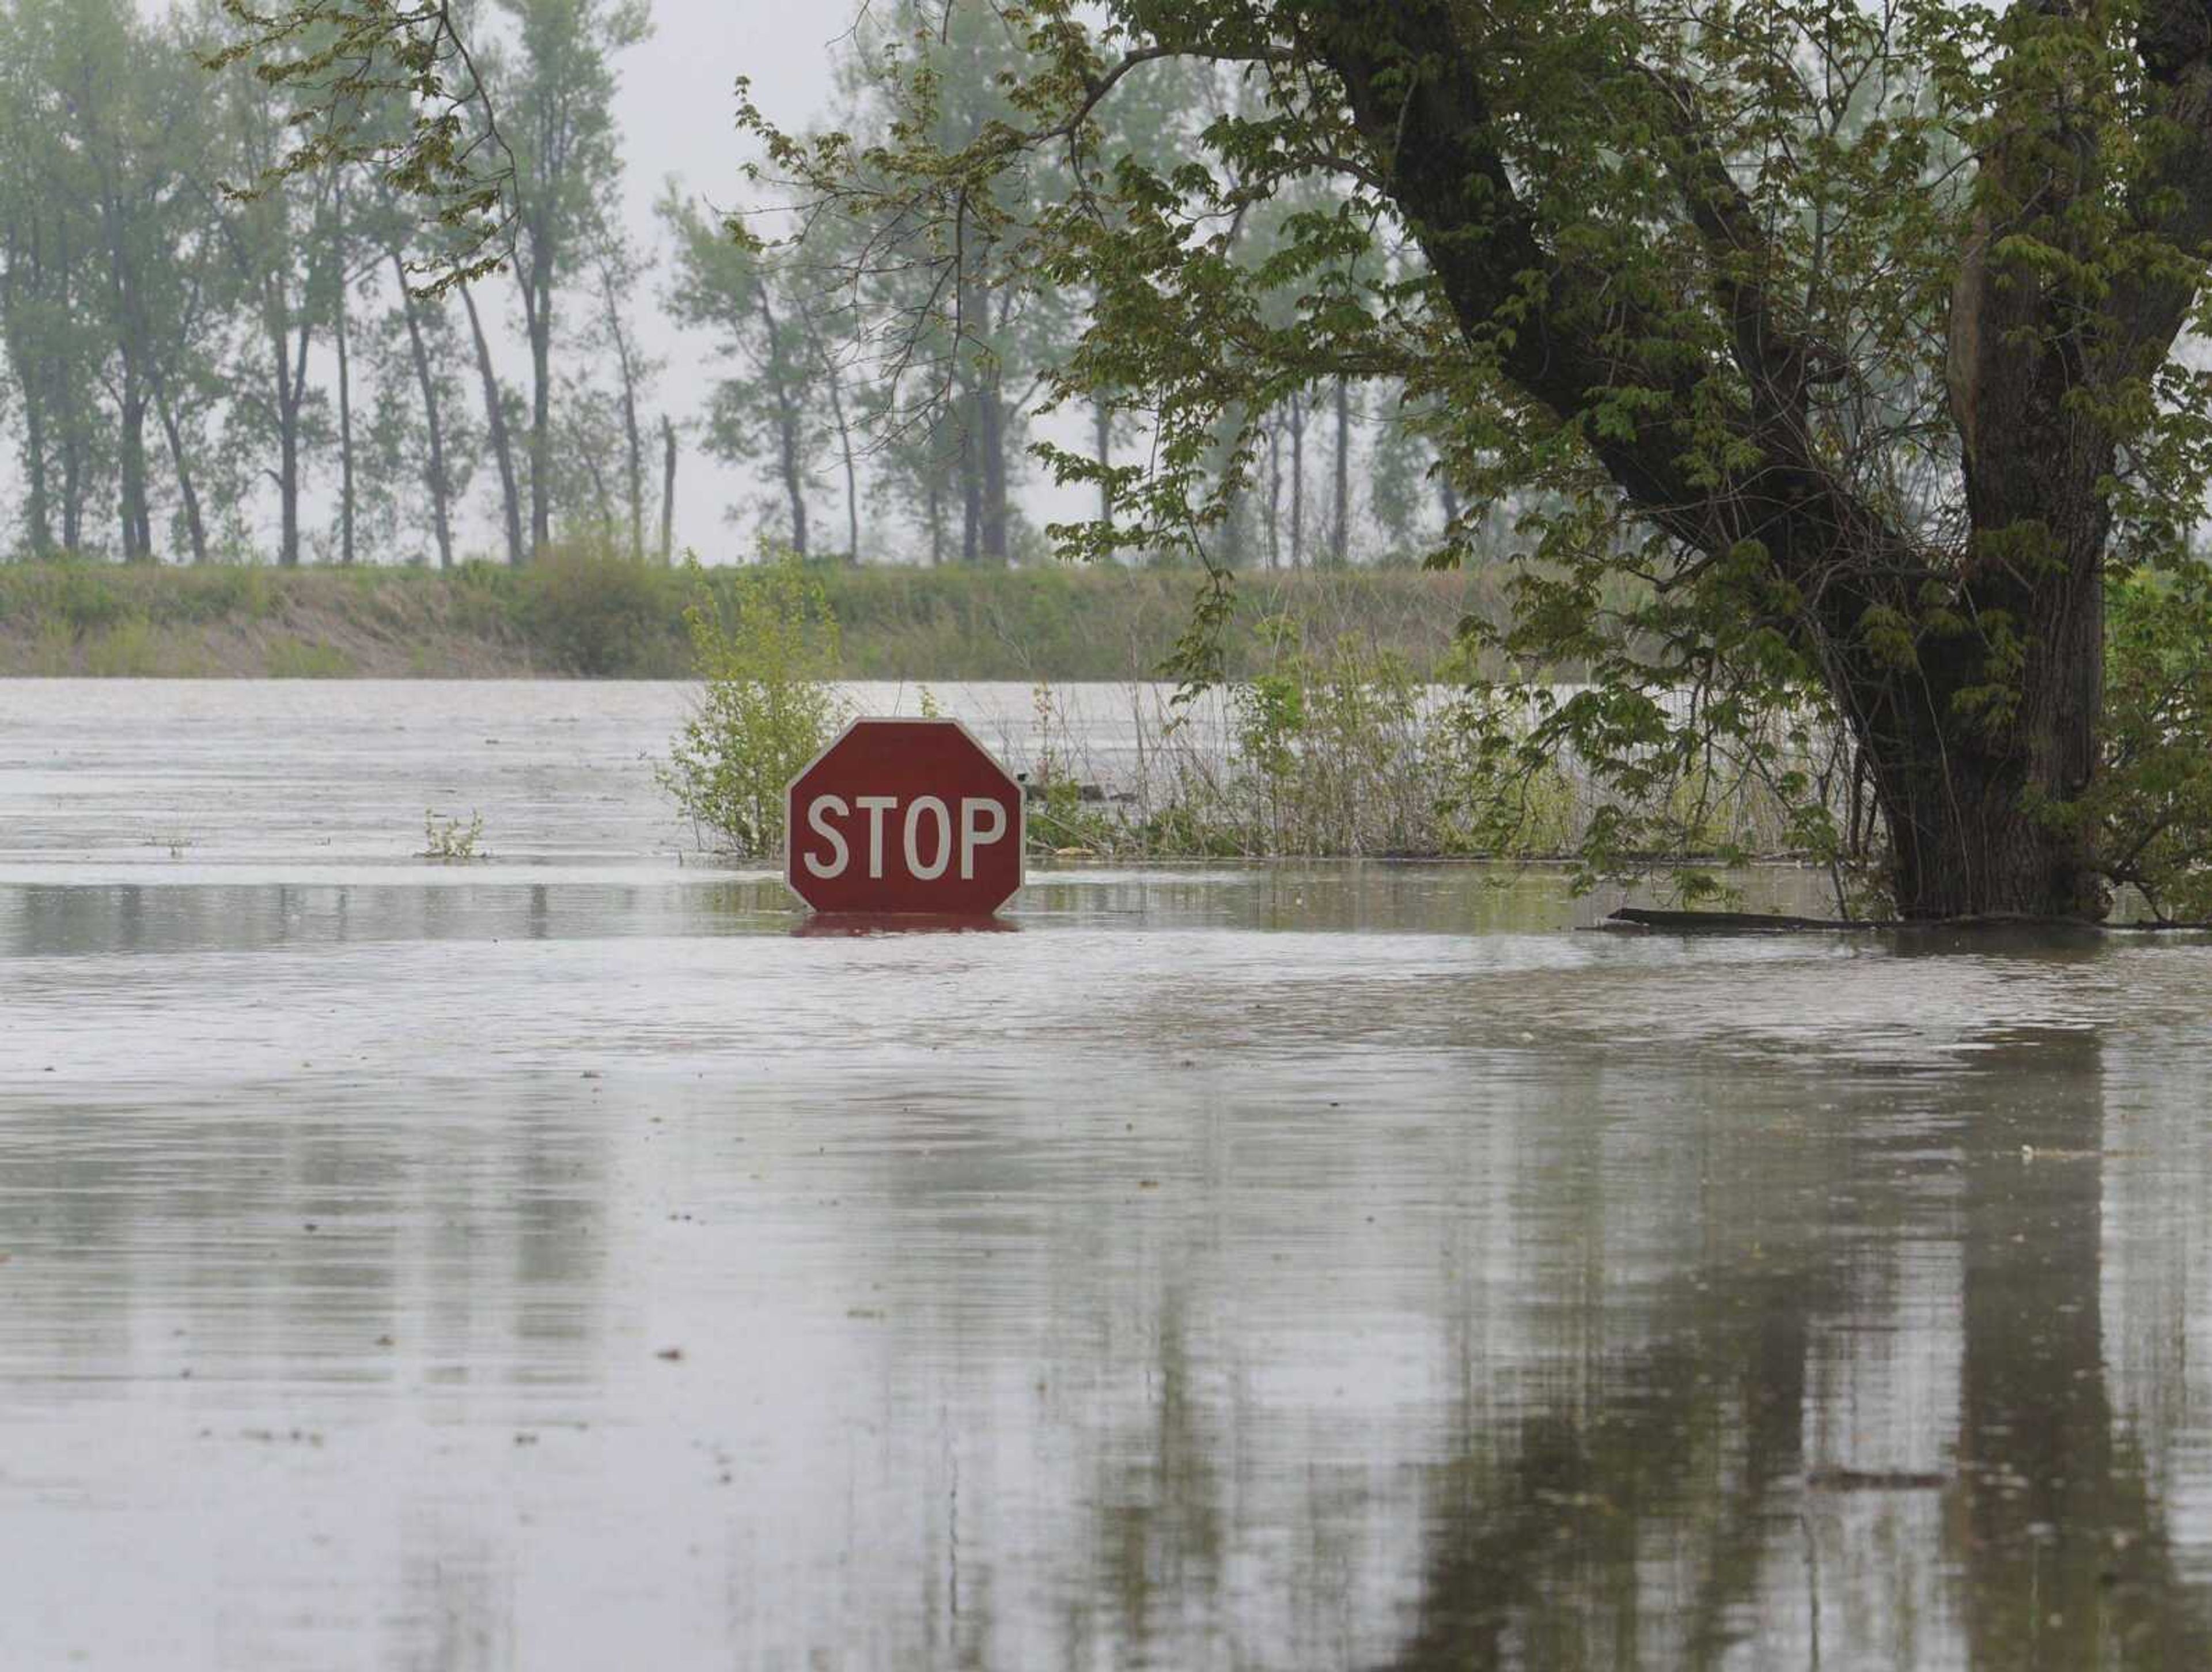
[720,0,2212,920]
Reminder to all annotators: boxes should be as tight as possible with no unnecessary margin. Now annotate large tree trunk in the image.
[1307,0,2190,920]
[1863,562,2106,919]
[461,283,524,568]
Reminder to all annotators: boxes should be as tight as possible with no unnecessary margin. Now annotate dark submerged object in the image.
[1602,907,1888,933]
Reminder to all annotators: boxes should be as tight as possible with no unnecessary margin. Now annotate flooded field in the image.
[6,680,2212,1669]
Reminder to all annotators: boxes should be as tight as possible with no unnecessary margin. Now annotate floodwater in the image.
[4,680,2212,1671]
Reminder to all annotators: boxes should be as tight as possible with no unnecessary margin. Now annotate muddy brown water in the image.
[5,680,2212,1670]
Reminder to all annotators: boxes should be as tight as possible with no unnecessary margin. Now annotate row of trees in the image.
[0,0,663,569]
[683,0,1471,569]
[0,0,1468,569]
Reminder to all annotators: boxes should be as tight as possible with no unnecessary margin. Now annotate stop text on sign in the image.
[799,794,1008,883]
[783,717,1025,916]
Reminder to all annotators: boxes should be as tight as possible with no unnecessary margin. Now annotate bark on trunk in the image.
[1868,565,2107,920]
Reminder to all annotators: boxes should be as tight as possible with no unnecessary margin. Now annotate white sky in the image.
[607,0,843,561]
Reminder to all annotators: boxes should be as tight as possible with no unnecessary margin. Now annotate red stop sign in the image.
[784,718,1025,916]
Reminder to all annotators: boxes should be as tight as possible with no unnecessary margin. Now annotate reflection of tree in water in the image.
[1090,1283,1231,1659]
[1380,1007,2212,1670]
[1951,1025,2210,1669]
[1388,1272,1815,1669]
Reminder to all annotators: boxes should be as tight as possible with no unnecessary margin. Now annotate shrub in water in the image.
[422,809,486,859]
[661,557,850,857]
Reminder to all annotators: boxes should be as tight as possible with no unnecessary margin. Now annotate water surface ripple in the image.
[4,680,2212,1670]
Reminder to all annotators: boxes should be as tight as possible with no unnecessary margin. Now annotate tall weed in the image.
[660,557,850,856]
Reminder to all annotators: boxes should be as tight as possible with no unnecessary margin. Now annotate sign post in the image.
[784,717,1025,916]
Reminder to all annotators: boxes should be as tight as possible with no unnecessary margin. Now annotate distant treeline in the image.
[0,0,1477,574]
[0,559,1509,680]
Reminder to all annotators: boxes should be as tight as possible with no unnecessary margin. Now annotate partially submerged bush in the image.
[422,809,486,860]
[1021,637,1596,863]
[1013,612,1868,905]
[661,557,850,856]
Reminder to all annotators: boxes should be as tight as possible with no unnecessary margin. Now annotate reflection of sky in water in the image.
[3,683,2212,1668]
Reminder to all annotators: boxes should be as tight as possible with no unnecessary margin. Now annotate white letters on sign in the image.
[855,796,897,879]
[801,794,1011,882]
[802,795,849,879]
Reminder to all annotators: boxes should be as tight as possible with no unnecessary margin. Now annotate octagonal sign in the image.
[785,717,1025,916]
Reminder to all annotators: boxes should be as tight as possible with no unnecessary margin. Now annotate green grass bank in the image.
[0,559,1506,680]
